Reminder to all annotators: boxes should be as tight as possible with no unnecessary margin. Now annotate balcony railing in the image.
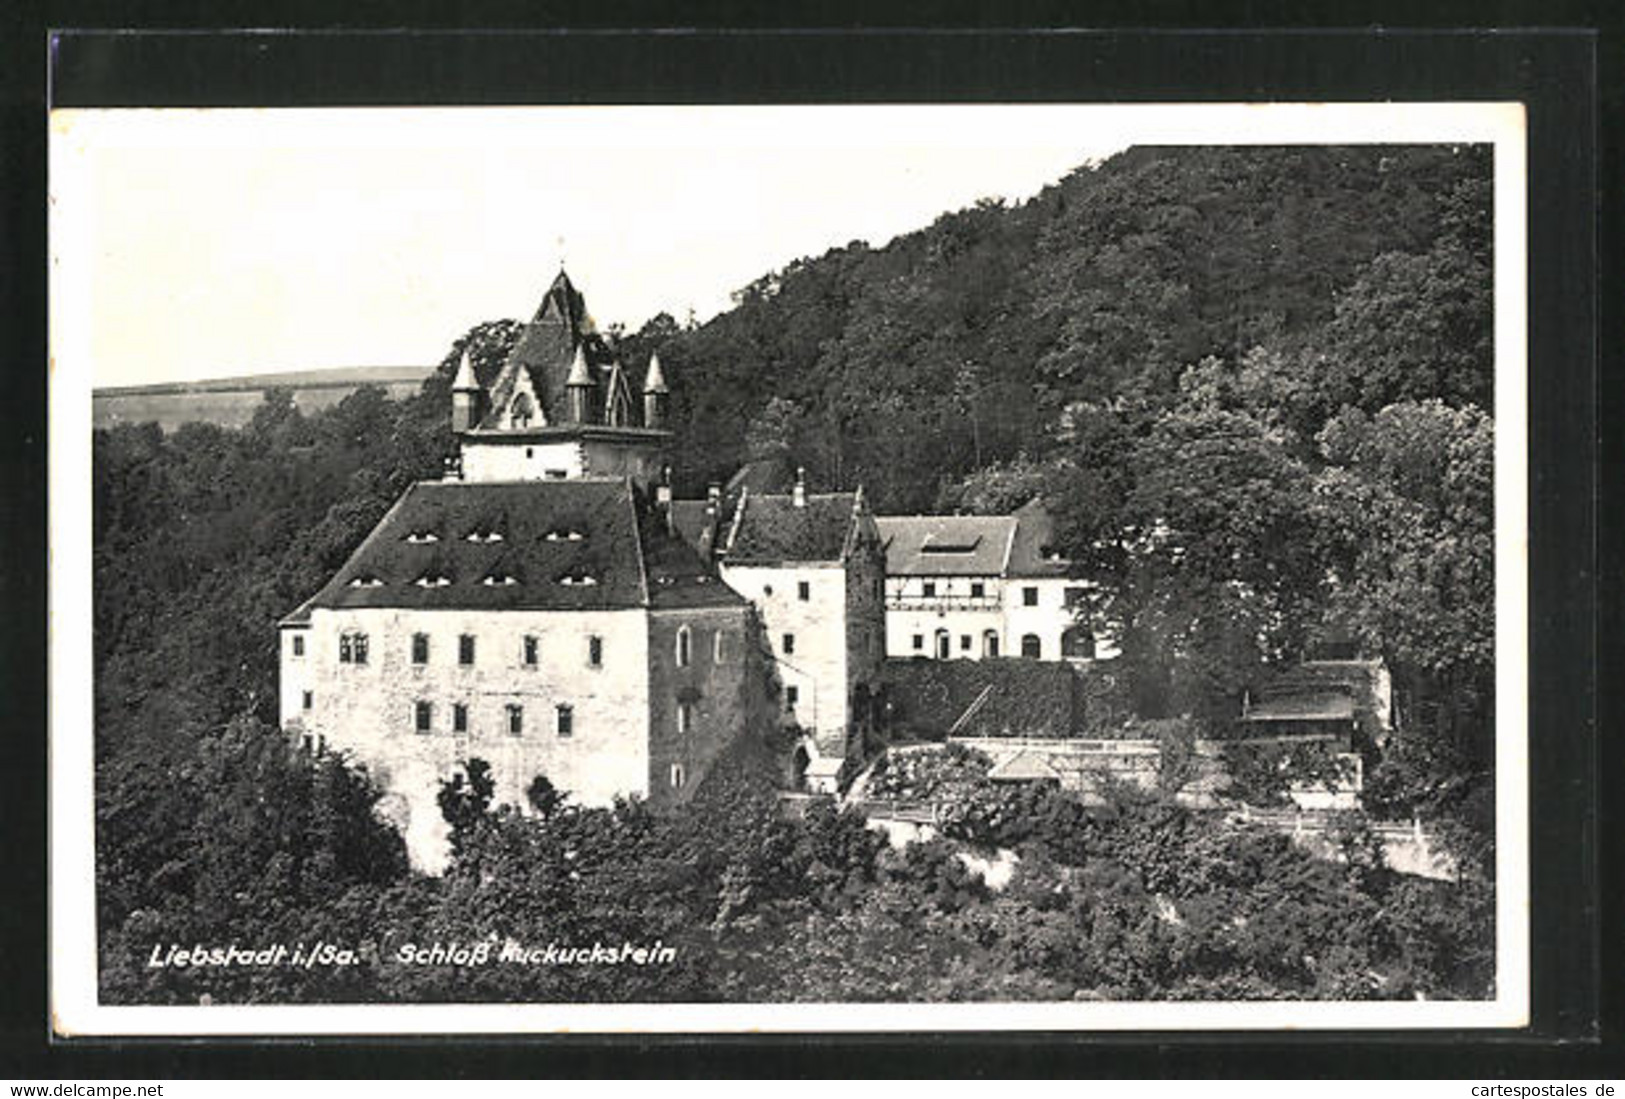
[885,594,1001,611]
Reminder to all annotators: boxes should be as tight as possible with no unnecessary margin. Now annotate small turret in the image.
[450,349,485,433]
[642,351,670,430]
[565,344,596,424]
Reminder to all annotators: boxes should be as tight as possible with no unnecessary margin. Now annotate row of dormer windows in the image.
[349,569,598,588]
[400,527,586,545]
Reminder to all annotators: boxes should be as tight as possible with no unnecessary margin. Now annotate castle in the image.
[278,272,878,867]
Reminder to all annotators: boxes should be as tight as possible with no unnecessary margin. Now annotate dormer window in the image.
[481,573,519,587]
[509,392,535,429]
[414,572,453,588]
[404,531,439,544]
[557,572,598,587]
[464,530,505,544]
[347,575,385,588]
[545,528,586,542]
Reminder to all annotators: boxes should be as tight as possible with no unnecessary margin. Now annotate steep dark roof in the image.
[290,478,743,616]
[1005,498,1071,578]
[670,499,723,560]
[725,491,860,564]
[875,515,1016,576]
[481,271,622,429]
[643,525,749,611]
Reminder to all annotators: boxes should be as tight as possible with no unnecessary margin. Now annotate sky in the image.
[52,105,1133,388]
[51,103,1524,389]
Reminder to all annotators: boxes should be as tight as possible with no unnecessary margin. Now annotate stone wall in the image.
[293,604,651,869]
[842,538,888,762]
[644,605,758,807]
[720,561,850,758]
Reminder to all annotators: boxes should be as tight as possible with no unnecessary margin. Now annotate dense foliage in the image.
[92,143,1497,1005]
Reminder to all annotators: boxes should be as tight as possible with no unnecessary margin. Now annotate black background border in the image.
[3,12,1612,1080]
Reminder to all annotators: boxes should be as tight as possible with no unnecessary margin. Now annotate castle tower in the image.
[450,349,485,433]
[451,272,674,487]
[643,352,670,431]
[565,344,596,424]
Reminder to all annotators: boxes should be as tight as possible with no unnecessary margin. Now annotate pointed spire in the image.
[642,351,669,394]
[451,349,480,391]
[565,344,593,388]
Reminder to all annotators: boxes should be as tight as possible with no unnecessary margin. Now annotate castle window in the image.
[458,634,476,666]
[912,633,924,651]
[670,763,685,790]
[935,630,950,660]
[523,635,539,666]
[556,704,573,738]
[412,633,429,664]
[339,634,352,662]
[797,580,810,601]
[545,469,567,479]
[675,626,692,668]
[507,704,524,736]
[782,633,795,655]
[1021,634,1042,659]
[302,690,313,711]
[763,584,773,597]
[588,635,603,668]
[960,634,972,652]
[785,685,799,709]
[713,630,727,663]
[971,581,985,599]
[526,447,535,459]
[984,631,1000,658]
[677,701,693,735]
[453,703,468,733]
[922,581,936,598]
[1023,586,1039,607]
[414,701,432,733]
[292,635,305,657]
[353,633,369,664]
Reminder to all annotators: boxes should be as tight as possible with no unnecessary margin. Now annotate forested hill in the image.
[594,144,1489,510]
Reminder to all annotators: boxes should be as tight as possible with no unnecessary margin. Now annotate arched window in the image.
[675,625,692,668]
[983,630,1000,658]
[1020,634,1042,659]
[934,629,951,660]
[1062,624,1097,659]
[509,391,534,428]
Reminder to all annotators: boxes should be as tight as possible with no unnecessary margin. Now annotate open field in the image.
[93,365,434,432]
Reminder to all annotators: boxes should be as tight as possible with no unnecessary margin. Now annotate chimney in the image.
[656,464,675,535]
[792,466,806,508]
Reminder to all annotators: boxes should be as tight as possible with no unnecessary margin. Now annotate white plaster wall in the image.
[460,439,586,482]
[278,625,313,732]
[1002,577,1086,660]
[296,606,651,868]
[459,437,664,486]
[720,561,848,753]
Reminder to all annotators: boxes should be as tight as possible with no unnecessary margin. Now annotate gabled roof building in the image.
[279,273,764,870]
[875,498,1116,664]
